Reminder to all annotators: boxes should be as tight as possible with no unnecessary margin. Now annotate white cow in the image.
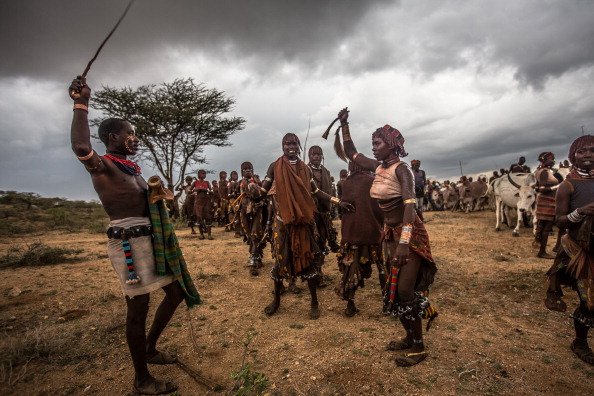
[490,173,537,236]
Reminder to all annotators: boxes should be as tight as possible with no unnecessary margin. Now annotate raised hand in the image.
[337,107,349,124]
[69,76,91,103]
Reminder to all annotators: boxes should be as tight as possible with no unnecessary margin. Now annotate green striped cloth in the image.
[148,191,202,307]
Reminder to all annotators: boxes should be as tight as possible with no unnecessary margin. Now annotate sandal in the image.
[386,338,413,351]
[146,351,177,365]
[571,340,594,365]
[394,350,428,367]
[133,379,178,395]
[544,291,567,312]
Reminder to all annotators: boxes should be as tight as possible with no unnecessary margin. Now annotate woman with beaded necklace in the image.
[337,107,438,366]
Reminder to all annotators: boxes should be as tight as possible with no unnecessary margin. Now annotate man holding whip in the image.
[68,1,203,394]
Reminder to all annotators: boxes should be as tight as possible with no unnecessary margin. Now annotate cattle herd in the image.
[422,167,570,236]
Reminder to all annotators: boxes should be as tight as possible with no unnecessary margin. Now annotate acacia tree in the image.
[91,78,245,193]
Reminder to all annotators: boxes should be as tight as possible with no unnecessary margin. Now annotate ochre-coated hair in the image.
[569,135,594,164]
[372,124,407,157]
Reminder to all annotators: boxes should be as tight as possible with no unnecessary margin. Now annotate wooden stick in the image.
[176,357,222,391]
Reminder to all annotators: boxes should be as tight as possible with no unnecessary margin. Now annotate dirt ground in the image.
[1,210,593,395]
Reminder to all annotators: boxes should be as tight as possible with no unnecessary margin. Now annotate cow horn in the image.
[507,173,522,189]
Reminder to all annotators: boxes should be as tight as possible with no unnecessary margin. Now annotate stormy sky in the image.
[1,0,593,200]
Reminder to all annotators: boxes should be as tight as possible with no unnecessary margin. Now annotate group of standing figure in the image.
[69,72,594,394]
[247,108,439,366]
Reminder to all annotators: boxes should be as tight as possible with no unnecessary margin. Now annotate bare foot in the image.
[386,338,413,351]
[133,376,178,395]
[572,339,594,365]
[264,301,279,316]
[344,301,359,317]
[310,304,320,320]
[146,350,177,365]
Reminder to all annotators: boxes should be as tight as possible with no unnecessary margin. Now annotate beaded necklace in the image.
[104,154,142,175]
[574,167,594,178]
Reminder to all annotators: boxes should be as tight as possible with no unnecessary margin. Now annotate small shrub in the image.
[230,332,269,396]
[0,242,83,269]
[230,363,269,396]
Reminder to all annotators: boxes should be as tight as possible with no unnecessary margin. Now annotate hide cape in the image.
[273,157,317,274]
[340,171,383,245]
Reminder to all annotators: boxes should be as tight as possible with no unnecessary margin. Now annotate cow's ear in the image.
[514,192,520,197]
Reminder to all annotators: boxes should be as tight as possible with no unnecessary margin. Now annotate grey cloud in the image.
[4,1,593,90]
[0,0,392,80]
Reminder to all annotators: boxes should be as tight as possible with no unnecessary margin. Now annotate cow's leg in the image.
[512,208,521,236]
[495,198,502,231]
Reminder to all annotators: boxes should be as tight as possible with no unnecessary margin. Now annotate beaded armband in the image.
[260,186,268,193]
[567,209,586,223]
[399,223,413,244]
[403,198,416,205]
[77,149,95,161]
[330,196,340,205]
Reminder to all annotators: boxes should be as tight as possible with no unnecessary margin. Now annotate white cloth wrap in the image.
[107,217,174,297]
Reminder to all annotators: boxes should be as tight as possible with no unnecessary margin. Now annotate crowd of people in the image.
[69,75,593,394]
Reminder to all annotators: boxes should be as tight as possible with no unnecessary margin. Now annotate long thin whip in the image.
[82,0,136,78]
[71,0,136,98]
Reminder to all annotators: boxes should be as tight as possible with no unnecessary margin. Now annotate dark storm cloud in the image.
[0,0,392,80]
[2,1,593,88]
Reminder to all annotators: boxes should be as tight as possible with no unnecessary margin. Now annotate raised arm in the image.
[310,177,354,212]
[69,77,104,173]
[337,107,380,171]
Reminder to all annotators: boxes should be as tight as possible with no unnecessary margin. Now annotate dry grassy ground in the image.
[1,210,593,395]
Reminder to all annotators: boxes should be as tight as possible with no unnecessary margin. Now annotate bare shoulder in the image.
[557,179,573,196]
[396,161,412,174]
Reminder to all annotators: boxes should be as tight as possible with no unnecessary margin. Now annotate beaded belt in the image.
[106,224,153,240]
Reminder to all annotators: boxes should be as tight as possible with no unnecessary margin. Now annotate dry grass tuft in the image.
[0,242,83,269]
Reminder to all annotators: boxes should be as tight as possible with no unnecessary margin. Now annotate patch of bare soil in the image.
[0,211,593,395]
